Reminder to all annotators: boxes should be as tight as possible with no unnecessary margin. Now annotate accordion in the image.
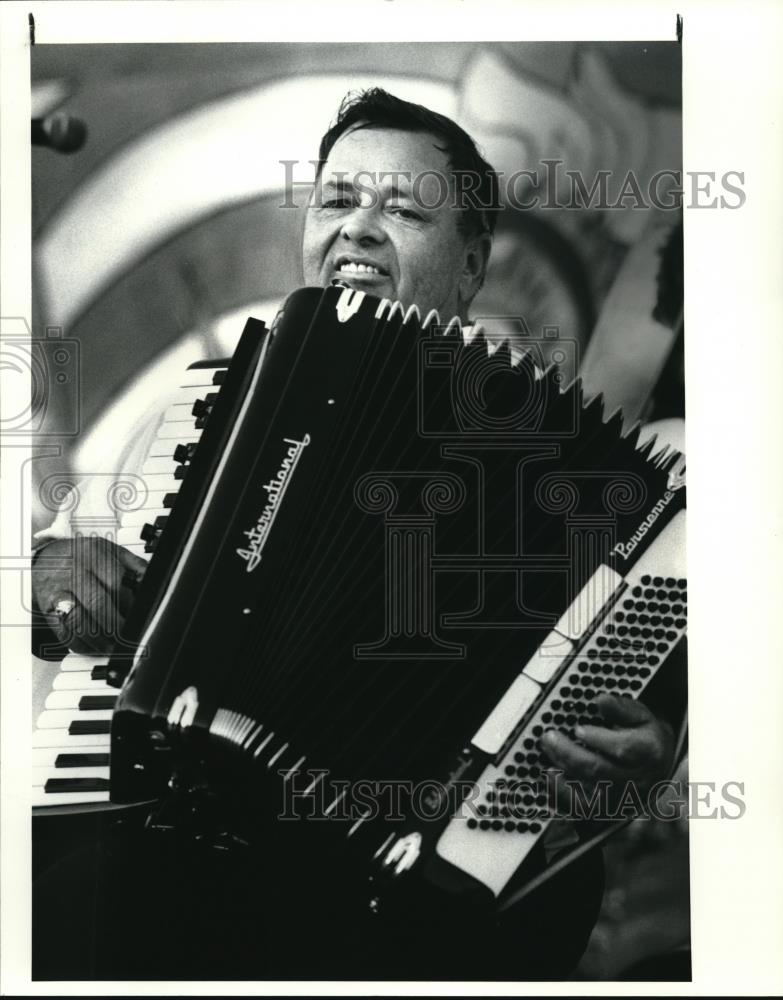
[106,284,687,918]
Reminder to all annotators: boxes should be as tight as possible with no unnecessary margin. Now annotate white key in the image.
[142,455,179,476]
[181,369,225,388]
[117,524,165,549]
[33,729,111,749]
[147,433,199,457]
[120,489,171,509]
[157,421,201,440]
[33,788,109,807]
[45,691,117,711]
[117,507,172,535]
[117,524,146,547]
[142,472,182,490]
[118,474,180,502]
[33,747,110,767]
[59,653,109,672]
[162,401,202,423]
[34,765,110,785]
[36,709,113,729]
[117,522,161,548]
[52,671,115,692]
[117,500,175,524]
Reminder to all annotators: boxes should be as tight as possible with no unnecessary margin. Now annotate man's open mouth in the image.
[334,257,390,277]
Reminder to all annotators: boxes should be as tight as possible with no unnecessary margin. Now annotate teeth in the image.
[339,262,381,275]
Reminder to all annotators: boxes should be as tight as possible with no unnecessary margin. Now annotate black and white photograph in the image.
[1,1,782,993]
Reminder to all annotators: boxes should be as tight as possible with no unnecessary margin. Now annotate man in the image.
[32,89,678,979]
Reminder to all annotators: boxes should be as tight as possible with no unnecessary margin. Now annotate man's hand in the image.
[540,693,675,815]
[32,536,146,655]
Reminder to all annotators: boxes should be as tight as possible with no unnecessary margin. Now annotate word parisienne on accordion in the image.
[76,284,687,928]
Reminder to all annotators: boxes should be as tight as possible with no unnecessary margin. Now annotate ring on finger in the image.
[52,597,76,623]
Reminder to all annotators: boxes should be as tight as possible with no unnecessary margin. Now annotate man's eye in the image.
[389,206,423,221]
[322,197,353,209]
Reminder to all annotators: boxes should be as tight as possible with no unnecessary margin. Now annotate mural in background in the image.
[30,40,686,980]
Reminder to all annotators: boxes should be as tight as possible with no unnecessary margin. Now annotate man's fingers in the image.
[116,544,148,578]
[73,536,142,587]
[74,536,143,625]
[44,589,78,640]
[573,722,659,769]
[593,693,654,727]
[59,603,116,655]
[543,768,574,815]
[33,537,142,653]
[75,535,123,589]
[73,565,117,630]
[48,554,123,651]
[47,598,102,654]
[116,546,147,617]
[539,729,624,784]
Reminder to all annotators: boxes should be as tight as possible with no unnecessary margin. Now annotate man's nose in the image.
[339,202,386,245]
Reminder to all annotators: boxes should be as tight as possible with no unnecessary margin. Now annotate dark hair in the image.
[316,88,500,240]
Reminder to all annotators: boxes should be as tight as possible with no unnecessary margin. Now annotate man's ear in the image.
[458,233,492,312]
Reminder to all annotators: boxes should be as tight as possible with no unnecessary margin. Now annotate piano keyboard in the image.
[33,360,228,810]
[116,366,226,559]
[33,653,114,807]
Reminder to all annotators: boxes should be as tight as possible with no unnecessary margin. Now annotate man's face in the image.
[302,126,480,320]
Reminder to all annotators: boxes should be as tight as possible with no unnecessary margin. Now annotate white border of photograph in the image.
[2,1,782,995]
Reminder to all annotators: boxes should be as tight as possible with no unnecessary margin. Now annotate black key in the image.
[78,695,117,711]
[173,442,197,464]
[69,720,111,736]
[163,492,178,509]
[193,392,218,429]
[90,664,108,681]
[174,464,187,480]
[141,517,166,553]
[44,777,110,794]
[55,753,111,768]
[191,395,217,419]
[212,369,226,385]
